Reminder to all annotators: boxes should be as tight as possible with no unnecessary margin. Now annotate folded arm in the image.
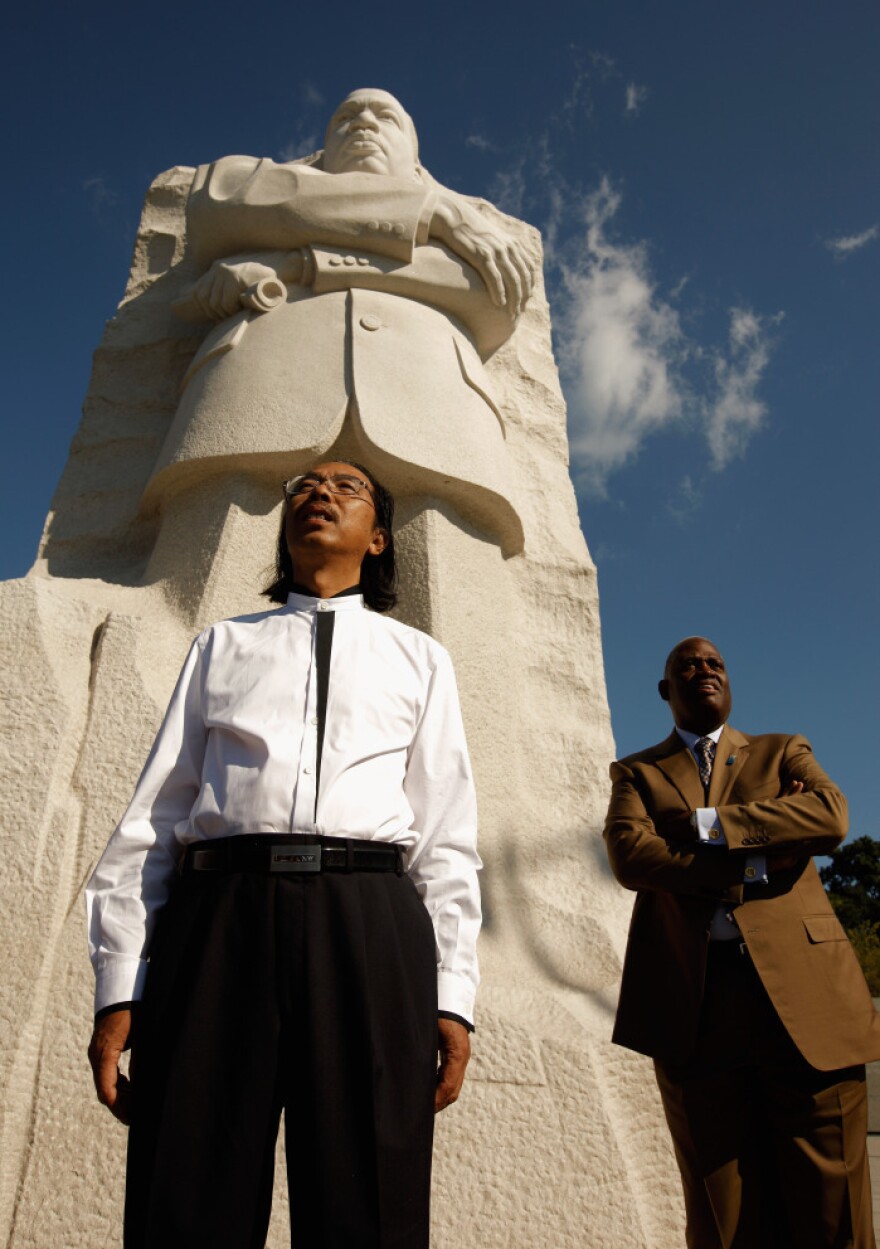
[715,735,847,857]
[605,735,847,897]
[604,763,748,900]
[184,157,534,319]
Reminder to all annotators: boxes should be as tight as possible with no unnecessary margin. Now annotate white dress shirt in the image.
[86,592,481,1022]
[674,726,766,940]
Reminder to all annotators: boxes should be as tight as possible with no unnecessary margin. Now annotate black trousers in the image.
[124,867,438,1249]
[655,941,874,1249]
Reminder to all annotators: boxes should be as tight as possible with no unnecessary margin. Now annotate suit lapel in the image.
[707,727,750,807]
[655,732,705,811]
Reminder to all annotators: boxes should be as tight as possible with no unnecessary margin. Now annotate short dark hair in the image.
[262,460,398,612]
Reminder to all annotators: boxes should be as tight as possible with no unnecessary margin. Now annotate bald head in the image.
[323,88,419,180]
[664,636,716,680]
[659,637,732,734]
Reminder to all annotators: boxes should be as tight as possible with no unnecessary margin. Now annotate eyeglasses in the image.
[283,473,374,503]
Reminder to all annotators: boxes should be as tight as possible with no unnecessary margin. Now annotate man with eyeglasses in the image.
[85,460,480,1249]
[603,636,879,1248]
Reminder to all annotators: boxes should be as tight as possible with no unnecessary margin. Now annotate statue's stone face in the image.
[323,89,417,179]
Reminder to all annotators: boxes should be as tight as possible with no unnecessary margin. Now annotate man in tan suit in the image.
[604,636,880,1248]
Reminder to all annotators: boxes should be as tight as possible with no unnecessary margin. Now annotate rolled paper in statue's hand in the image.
[240,277,287,313]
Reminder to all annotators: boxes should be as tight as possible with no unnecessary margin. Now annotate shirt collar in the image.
[675,724,724,751]
[285,587,365,614]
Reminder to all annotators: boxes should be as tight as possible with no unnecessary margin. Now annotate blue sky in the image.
[5,0,878,834]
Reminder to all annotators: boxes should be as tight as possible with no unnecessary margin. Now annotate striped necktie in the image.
[695,736,716,796]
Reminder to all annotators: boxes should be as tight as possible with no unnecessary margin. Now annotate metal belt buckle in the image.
[270,843,322,873]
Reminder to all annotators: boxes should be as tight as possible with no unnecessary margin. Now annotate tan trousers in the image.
[655,941,875,1249]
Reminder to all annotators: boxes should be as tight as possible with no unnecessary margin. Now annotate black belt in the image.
[183,834,403,876]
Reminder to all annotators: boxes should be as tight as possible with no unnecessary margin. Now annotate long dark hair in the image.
[262,460,398,612]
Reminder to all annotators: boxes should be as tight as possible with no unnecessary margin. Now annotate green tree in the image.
[820,837,880,994]
[845,923,880,997]
[819,835,880,931]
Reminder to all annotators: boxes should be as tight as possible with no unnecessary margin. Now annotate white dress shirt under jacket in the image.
[674,725,766,939]
[86,592,482,1023]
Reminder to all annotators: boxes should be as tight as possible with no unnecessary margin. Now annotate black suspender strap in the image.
[314,609,335,821]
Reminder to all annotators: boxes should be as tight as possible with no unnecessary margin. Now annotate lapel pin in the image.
[726,755,736,765]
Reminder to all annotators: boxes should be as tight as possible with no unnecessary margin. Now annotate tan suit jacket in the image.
[604,728,880,1071]
[145,157,525,553]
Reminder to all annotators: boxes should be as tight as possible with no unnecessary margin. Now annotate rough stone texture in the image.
[0,159,685,1248]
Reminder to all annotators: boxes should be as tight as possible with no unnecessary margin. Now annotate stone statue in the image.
[148,88,535,555]
[0,87,687,1249]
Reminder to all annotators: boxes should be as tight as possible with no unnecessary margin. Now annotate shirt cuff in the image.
[438,1010,474,1033]
[94,1001,138,1022]
[437,969,476,1029]
[694,807,726,846]
[93,953,149,1015]
[743,854,768,884]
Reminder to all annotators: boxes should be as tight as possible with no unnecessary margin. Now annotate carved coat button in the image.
[360,315,381,331]
[356,256,370,266]
[367,220,379,231]
[343,255,356,266]
[328,256,342,266]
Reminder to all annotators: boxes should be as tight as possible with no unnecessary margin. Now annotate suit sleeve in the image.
[603,761,747,900]
[716,735,847,856]
[187,157,435,270]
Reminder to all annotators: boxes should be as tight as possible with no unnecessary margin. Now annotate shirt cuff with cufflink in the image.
[692,809,768,884]
[692,807,726,845]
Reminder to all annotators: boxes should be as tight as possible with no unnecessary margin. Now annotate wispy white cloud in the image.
[278,85,327,161]
[278,125,321,163]
[301,82,324,107]
[466,133,494,152]
[559,49,617,124]
[555,178,688,495]
[589,51,617,78]
[550,179,779,493]
[705,308,780,469]
[489,161,528,219]
[624,82,648,115]
[824,224,879,258]
[459,59,779,497]
[82,175,119,213]
[666,474,703,523]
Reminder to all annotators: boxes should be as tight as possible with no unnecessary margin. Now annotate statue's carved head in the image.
[322,88,420,181]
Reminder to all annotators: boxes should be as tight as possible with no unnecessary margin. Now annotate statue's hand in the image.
[173,251,305,323]
[429,193,535,315]
[185,258,282,322]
